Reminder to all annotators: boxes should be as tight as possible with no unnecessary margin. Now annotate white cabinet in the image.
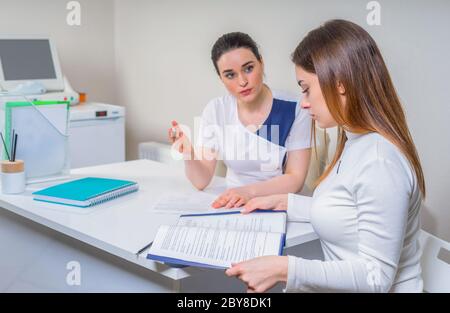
[69,102,125,168]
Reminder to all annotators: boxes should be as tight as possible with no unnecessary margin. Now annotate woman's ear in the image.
[337,81,346,95]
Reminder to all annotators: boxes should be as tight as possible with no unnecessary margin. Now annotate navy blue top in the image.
[256,98,297,147]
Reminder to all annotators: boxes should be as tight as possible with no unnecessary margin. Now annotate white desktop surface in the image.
[0,159,317,280]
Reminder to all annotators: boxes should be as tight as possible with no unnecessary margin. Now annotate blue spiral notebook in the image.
[32,177,139,207]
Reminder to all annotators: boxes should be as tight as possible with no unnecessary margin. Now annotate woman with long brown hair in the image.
[226,19,425,292]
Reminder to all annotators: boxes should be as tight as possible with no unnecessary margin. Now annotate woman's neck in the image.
[236,85,274,129]
[237,84,271,113]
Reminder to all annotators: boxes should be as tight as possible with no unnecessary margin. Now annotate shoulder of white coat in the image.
[271,89,307,117]
[203,94,235,123]
[358,133,415,182]
[271,89,300,103]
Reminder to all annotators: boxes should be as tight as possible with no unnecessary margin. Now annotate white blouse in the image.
[196,90,311,187]
[285,131,423,292]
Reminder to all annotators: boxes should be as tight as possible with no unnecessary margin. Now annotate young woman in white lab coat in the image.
[226,19,426,293]
[169,32,312,208]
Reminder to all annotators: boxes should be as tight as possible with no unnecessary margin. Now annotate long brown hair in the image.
[292,19,426,196]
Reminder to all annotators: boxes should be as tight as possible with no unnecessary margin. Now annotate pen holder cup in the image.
[1,160,25,194]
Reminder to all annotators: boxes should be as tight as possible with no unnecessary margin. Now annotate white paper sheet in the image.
[151,191,220,214]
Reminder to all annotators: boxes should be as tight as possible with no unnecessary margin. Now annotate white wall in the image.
[0,0,116,103]
[114,0,450,241]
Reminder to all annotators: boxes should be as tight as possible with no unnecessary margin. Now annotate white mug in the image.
[1,160,26,194]
[1,171,25,194]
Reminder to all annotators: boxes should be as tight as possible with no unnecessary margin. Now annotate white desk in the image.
[0,160,320,292]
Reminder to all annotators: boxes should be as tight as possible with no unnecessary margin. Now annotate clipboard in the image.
[3,100,70,183]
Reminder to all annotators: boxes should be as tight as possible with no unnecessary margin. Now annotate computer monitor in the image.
[0,35,64,92]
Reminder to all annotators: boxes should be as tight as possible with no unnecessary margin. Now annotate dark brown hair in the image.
[211,32,262,75]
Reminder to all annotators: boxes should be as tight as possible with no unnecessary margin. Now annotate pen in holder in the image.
[0,129,24,194]
[1,160,25,194]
